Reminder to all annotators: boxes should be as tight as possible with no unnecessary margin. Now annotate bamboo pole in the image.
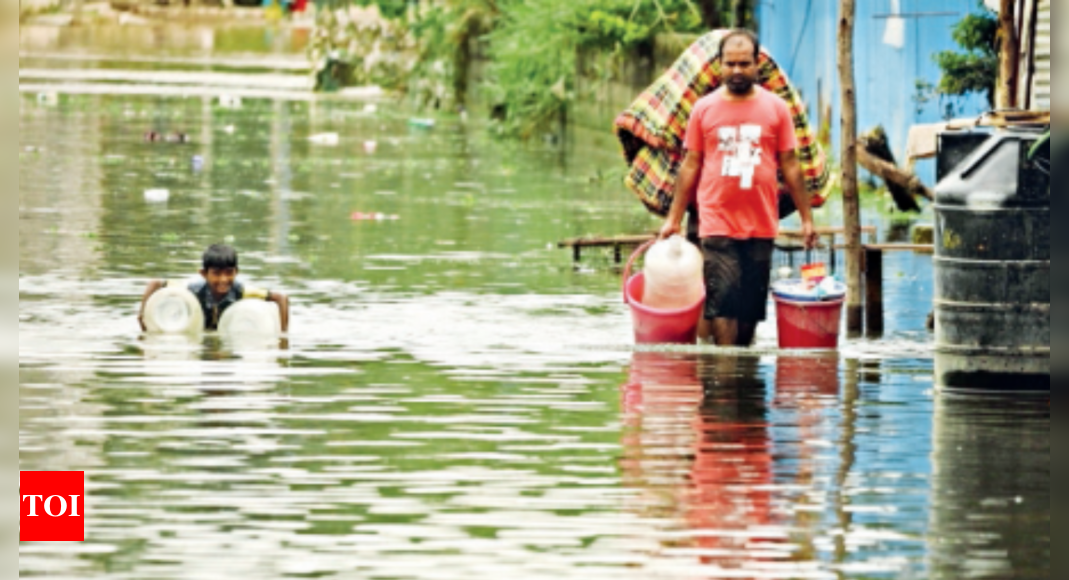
[839,0,863,334]
[997,0,1020,110]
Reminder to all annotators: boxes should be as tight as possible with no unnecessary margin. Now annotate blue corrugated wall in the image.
[756,0,991,184]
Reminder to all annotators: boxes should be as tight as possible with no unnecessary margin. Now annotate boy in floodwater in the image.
[138,244,290,332]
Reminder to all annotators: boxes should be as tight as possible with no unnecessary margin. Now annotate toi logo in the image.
[20,471,85,542]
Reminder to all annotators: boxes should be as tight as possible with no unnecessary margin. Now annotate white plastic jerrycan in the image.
[642,235,704,310]
[142,287,204,335]
[218,300,282,338]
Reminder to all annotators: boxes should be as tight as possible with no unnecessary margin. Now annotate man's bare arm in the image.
[777,149,818,249]
[660,150,704,239]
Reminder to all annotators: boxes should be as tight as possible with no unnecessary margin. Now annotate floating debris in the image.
[144,131,189,143]
[309,133,340,146]
[351,212,399,221]
[36,92,59,106]
[218,94,243,109]
[144,189,170,203]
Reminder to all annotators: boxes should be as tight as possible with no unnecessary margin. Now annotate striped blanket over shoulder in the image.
[614,30,830,217]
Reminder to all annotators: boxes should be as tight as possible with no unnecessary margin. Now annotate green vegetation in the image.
[934,3,999,106]
[484,0,703,138]
[311,0,743,138]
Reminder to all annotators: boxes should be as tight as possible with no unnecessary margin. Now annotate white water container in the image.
[218,300,282,337]
[642,235,704,310]
[143,287,204,335]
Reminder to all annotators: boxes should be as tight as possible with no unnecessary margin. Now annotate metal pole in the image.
[839,0,863,334]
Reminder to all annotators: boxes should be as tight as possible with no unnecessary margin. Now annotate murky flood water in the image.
[20,39,1047,579]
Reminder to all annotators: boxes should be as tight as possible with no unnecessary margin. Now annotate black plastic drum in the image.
[933,129,1049,392]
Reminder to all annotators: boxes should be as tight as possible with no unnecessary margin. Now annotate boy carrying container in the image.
[138,244,290,332]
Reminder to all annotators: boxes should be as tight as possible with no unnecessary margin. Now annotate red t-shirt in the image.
[684,87,798,240]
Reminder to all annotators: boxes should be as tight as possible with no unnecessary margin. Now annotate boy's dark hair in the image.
[202,244,238,270]
[718,29,761,61]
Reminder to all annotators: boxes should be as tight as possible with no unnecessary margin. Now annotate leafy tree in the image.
[934,4,998,106]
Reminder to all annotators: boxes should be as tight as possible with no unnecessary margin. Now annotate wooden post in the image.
[839,0,863,334]
[997,0,1020,110]
[865,247,884,336]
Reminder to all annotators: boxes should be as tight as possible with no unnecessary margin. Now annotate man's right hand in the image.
[659,220,681,240]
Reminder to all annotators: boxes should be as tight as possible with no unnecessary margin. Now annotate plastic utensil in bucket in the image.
[801,262,827,285]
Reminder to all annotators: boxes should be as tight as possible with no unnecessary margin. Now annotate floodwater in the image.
[19,27,1048,580]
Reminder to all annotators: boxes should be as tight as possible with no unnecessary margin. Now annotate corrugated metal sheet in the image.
[1032,0,1050,110]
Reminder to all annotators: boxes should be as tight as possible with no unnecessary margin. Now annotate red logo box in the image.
[20,472,85,542]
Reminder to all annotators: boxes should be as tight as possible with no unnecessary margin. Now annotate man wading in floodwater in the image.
[659,29,818,347]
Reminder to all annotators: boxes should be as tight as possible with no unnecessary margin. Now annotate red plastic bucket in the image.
[624,241,706,344]
[774,296,845,349]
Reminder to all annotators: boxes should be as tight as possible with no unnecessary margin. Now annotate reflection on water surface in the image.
[19,56,1047,579]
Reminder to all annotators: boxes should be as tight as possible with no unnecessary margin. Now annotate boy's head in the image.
[200,244,238,297]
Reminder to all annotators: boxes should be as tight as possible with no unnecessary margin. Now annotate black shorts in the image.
[700,237,775,322]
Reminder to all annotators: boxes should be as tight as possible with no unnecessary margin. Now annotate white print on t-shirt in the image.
[718,124,763,189]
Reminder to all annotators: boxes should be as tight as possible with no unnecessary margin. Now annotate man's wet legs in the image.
[707,318,758,347]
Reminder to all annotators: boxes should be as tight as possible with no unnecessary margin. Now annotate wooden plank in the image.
[775,242,933,252]
[779,243,933,253]
[559,230,925,266]
[560,226,879,249]
[779,226,877,237]
[557,235,653,248]
[861,243,933,252]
